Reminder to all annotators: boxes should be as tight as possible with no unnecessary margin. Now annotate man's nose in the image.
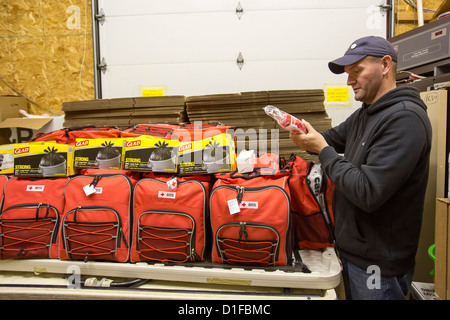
[347,75,355,86]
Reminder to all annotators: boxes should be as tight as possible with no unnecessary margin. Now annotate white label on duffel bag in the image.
[83,185,103,196]
[158,191,176,199]
[166,178,178,189]
[26,185,45,192]
[228,198,240,215]
[94,187,102,194]
[240,201,258,209]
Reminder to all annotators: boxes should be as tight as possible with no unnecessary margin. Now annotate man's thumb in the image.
[301,119,312,132]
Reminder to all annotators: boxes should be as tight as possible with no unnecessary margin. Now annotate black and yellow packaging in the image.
[14,142,76,177]
[74,138,126,169]
[177,132,236,175]
[123,135,178,173]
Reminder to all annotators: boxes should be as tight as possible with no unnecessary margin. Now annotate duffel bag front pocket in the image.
[61,206,127,262]
[137,210,199,263]
[0,203,59,259]
[216,222,280,267]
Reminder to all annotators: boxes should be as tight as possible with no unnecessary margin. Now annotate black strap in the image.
[292,227,312,273]
[89,174,102,188]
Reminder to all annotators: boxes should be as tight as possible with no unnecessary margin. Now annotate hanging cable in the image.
[403,0,436,12]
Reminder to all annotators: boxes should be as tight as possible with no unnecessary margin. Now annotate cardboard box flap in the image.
[0,117,53,130]
[0,96,29,121]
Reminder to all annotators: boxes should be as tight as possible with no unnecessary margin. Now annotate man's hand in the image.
[289,119,329,154]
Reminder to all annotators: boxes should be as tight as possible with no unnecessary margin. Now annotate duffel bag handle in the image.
[66,125,97,131]
[229,166,277,179]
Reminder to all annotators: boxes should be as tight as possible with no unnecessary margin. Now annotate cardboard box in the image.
[0,96,29,145]
[435,198,450,300]
[14,142,75,178]
[0,115,65,144]
[74,138,126,169]
[123,135,178,173]
[0,96,28,121]
[177,132,236,175]
[0,144,14,174]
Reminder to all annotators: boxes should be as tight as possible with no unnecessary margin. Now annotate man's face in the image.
[344,56,384,105]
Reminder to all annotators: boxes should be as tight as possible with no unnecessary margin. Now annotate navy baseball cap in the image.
[328,36,398,74]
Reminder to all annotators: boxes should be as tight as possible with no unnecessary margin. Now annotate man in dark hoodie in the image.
[290,36,432,300]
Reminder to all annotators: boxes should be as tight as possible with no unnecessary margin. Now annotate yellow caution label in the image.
[142,89,164,97]
[326,87,349,103]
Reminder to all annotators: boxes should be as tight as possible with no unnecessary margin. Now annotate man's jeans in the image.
[341,258,414,300]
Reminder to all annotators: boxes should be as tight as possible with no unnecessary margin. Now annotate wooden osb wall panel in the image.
[0,0,94,116]
[395,0,446,35]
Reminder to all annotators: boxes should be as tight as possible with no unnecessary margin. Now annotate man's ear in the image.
[381,55,393,76]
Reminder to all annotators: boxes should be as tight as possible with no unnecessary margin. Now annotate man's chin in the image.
[353,91,365,102]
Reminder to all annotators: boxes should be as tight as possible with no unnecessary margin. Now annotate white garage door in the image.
[94,0,388,99]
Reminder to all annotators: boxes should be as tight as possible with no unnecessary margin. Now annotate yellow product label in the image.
[177,133,234,155]
[0,144,14,154]
[15,164,31,169]
[14,142,71,156]
[74,138,127,149]
[0,144,14,174]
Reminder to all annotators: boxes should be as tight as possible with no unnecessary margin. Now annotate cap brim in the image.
[328,54,367,74]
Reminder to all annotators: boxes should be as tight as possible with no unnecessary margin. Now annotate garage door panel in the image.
[95,0,386,98]
[99,0,384,15]
[101,59,343,98]
[238,9,383,61]
[99,0,237,16]
[100,8,384,65]
[100,13,240,65]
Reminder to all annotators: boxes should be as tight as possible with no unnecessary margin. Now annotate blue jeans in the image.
[341,258,414,300]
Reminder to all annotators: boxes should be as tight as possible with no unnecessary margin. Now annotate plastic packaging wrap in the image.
[263,105,308,134]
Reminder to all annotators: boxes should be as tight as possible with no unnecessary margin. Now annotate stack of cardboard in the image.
[62,96,187,129]
[61,90,331,161]
[185,89,331,161]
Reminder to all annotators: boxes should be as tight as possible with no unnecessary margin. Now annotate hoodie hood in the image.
[366,86,427,115]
